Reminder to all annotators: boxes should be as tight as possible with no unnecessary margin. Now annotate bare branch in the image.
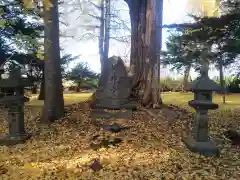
[87,13,101,20]
[110,36,130,43]
[59,20,68,26]
[86,0,101,10]
[77,33,98,41]
[78,25,100,29]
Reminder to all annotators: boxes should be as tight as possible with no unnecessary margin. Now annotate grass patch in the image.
[162,92,240,110]
[26,93,92,107]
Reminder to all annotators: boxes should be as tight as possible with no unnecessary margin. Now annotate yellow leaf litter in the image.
[0,103,239,180]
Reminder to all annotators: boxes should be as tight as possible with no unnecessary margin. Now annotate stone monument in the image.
[0,68,32,145]
[95,56,136,110]
[183,66,221,157]
[92,56,136,120]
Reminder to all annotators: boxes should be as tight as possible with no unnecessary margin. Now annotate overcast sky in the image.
[60,0,219,79]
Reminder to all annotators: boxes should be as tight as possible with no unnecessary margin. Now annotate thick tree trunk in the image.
[127,0,146,94]
[41,0,64,123]
[182,64,191,92]
[125,0,163,108]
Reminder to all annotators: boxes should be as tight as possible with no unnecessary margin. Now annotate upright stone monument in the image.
[92,56,136,120]
[0,68,32,145]
[183,66,221,157]
[95,56,136,109]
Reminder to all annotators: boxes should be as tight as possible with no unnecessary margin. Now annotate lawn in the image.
[27,92,92,107]
[27,92,240,109]
[22,93,93,120]
[0,92,240,179]
[162,92,240,110]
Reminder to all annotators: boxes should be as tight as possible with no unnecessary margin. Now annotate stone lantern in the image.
[0,68,32,145]
[183,68,222,157]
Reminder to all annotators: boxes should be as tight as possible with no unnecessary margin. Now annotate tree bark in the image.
[97,0,110,87]
[103,0,110,62]
[41,0,64,123]
[31,85,37,94]
[38,71,45,100]
[182,64,191,92]
[219,57,226,103]
[125,0,163,108]
[99,0,105,76]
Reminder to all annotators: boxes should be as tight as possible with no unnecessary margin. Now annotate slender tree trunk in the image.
[182,64,191,92]
[38,71,45,100]
[99,0,105,76]
[125,0,163,108]
[99,0,110,87]
[31,85,37,94]
[103,0,110,61]
[28,65,37,94]
[41,0,64,123]
[219,57,226,103]
[91,0,111,107]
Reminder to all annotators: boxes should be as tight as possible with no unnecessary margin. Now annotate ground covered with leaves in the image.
[0,93,240,179]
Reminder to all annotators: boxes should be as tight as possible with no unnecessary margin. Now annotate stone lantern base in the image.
[183,136,219,157]
[0,133,31,146]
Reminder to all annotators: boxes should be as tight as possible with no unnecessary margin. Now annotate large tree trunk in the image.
[182,64,191,92]
[125,0,163,108]
[41,0,64,123]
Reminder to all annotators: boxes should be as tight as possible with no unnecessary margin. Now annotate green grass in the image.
[162,92,240,109]
[28,92,240,110]
[26,93,93,107]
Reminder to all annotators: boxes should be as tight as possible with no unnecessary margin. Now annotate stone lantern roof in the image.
[0,78,32,88]
[0,69,32,88]
[191,76,222,92]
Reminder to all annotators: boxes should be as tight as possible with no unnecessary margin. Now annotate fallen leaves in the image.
[0,99,239,179]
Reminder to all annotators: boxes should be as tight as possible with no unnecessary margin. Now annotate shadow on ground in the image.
[0,100,240,179]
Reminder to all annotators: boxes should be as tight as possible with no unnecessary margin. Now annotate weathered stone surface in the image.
[191,76,222,92]
[183,65,221,157]
[95,56,136,110]
[101,123,128,133]
[0,69,32,146]
[0,133,31,146]
[183,136,219,157]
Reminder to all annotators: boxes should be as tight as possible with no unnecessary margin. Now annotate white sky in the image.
[61,0,218,79]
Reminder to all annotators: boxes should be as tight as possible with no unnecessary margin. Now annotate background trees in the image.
[67,62,98,92]
[16,0,240,108]
[0,0,43,66]
[162,0,240,101]
[1,0,70,122]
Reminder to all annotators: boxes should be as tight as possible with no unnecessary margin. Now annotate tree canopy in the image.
[163,0,240,75]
